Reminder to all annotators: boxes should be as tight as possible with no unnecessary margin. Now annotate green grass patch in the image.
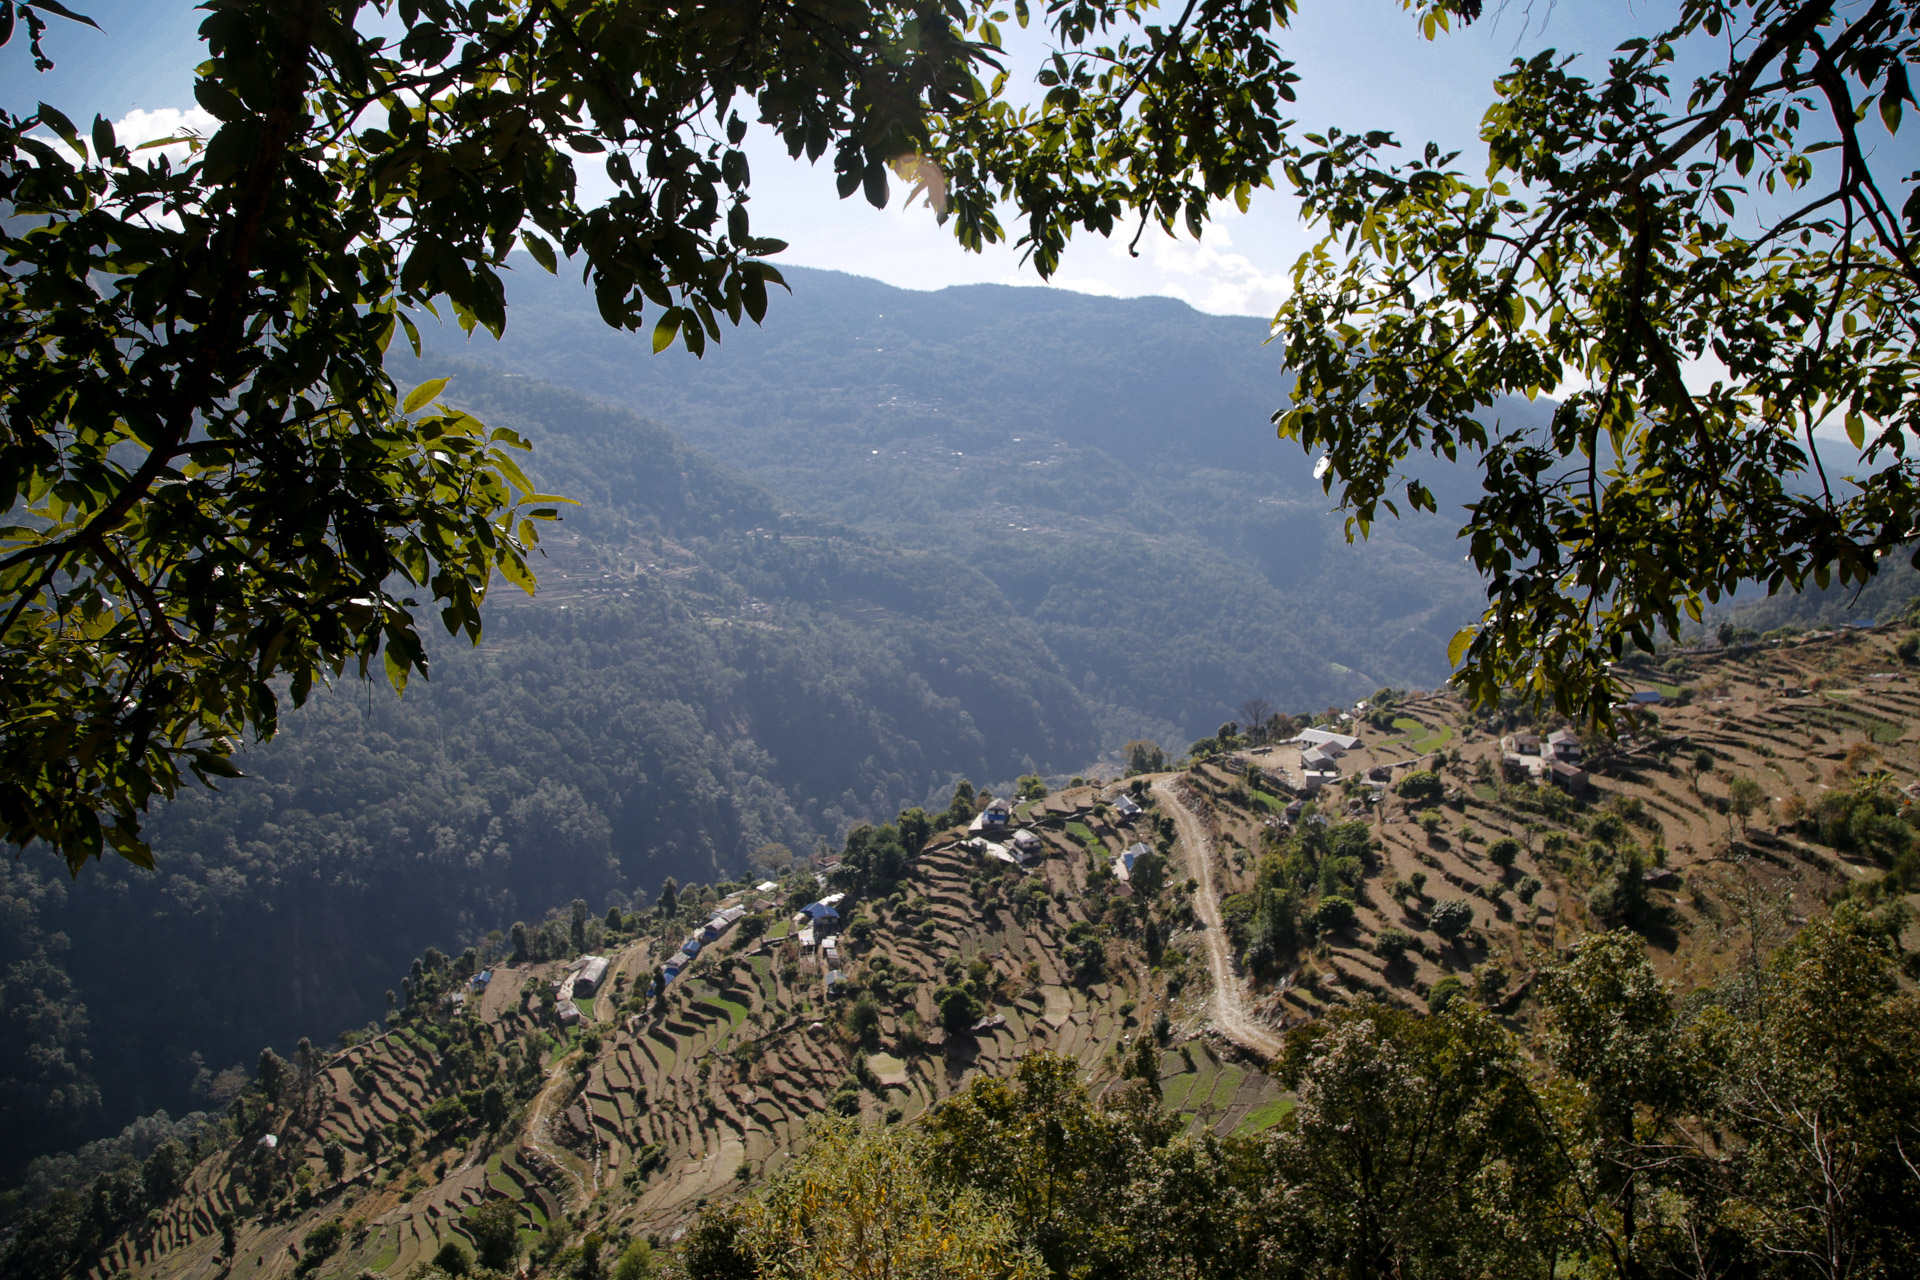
[1408,722,1456,754]
[1235,1095,1296,1134]
[1246,789,1286,814]
[1471,783,1498,803]
[767,918,791,940]
[1390,716,1424,737]
[1159,1068,1200,1114]
[1065,822,1096,846]
[368,1232,400,1273]
[1202,1065,1245,1113]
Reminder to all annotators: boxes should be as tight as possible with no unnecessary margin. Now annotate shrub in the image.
[1486,838,1521,870]
[467,1200,522,1271]
[1397,771,1444,805]
[432,1240,472,1277]
[1374,927,1417,964]
[935,985,982,1035]
[1313,895,1357,933]
[294,1221,344,1275]
[1428,899,1474,941]
[1427,976,1466,1014]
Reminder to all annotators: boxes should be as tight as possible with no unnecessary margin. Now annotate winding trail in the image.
[1152,777,1286,1062]
[522,1045,594,1207]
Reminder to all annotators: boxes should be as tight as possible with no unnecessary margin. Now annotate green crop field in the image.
[1397,720,1455,754]
[1236,1095,1296,1134]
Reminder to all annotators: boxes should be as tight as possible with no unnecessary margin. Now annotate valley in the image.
[29,622,1918,1280]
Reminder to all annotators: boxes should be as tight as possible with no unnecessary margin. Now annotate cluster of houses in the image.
[1293,728,1363,794]
[792,893,847,989]
[646,903,760,999]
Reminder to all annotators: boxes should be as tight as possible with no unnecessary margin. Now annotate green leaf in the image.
[1446,627,1477,668]
[403,377,449,413]
[37,101,82,155]
[652,308,683,353]
[521,231,558,274]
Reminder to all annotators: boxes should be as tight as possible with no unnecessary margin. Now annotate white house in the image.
[1294,728,1361,754]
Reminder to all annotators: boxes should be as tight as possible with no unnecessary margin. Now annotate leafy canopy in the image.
[1264,0,1920,725]
[0,0,999,870]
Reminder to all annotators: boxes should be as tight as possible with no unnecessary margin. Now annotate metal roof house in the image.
[1294,728,1362,754]
[970,796,1014,831]
[1113,842,1152,882]
[572,956,609,996]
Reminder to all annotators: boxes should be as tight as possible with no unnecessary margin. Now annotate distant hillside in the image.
[0,365,1099,1178]
[418,265,1510,744]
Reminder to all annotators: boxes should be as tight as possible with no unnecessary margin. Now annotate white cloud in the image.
[111,105,216,150]
[34,105,214,165]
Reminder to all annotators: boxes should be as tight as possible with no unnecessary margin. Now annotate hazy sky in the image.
[5,0,1667,318]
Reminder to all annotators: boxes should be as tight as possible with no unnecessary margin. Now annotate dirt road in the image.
[1151,778,1287,1062]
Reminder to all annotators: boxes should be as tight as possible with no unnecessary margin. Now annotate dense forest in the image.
[0,365,1097,1177]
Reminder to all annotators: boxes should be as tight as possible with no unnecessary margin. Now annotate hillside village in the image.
[39,623,1920,1280]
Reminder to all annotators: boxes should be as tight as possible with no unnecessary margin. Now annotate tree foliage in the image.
[682,920,1919,1280]
[0,0,1008,868]
[1268,1,1920,724]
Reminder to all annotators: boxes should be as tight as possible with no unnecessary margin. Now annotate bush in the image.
[935,985,982,1035]
[294,1221,344,1275]
[1427,976,1467,1014]
[432,1240,472,1277]
[1374,927,1417,964]
[421,1095,469,1134]
[1313,895,1357,933]
[1428,899,1474,941]
[845,993,882,1048]
[1397,771,1444,805]
[615,1240,655,1280]
[1486,837,1521,870]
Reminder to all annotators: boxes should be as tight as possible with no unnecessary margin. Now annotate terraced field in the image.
[102,630,1920,1279]
[1186,626,1920,1021]
[98,789,1284,1278]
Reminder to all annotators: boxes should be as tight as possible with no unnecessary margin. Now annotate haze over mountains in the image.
[421,264,1499,746]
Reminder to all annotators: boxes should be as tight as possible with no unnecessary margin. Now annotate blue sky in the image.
[5,0,1666,317]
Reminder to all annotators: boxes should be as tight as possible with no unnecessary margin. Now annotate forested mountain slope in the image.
[0,367,1096,1177]
[421,266,1503,743]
